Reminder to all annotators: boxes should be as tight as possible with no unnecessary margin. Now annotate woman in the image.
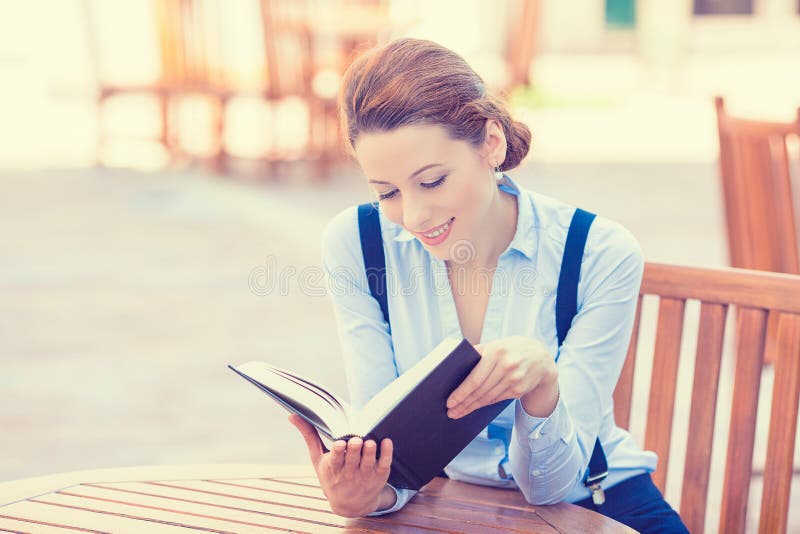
[288,38,689,533]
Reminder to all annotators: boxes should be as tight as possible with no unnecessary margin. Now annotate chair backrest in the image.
[612,262,800,534]
[152,0,225,91]
[714,96,800,274]
[258,0,316,100]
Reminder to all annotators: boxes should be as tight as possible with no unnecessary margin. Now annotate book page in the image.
[352,337,462,436]
[271,367,352,415]
[233,362,352,439]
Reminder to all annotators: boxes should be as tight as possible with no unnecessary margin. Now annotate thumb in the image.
[474,343,484,356]
[288,414,324,465]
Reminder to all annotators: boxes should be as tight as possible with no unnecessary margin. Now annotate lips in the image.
[421,217,454,237]
[415,217,455,246]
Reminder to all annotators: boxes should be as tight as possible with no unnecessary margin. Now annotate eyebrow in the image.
[367,163,442,185]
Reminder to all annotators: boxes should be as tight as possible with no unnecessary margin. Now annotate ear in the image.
[480,119,507,169]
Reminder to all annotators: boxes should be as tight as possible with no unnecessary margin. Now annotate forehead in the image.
[355,124,470,182]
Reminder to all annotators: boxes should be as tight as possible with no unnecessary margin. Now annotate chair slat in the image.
[720,307,767,533]
[645,297,686,492]
[759,314,800,534]
[769,137,800,274]
[613,295,642,430]
[741,135,772,271]
[680,302,728,534]
[642,263,800,313]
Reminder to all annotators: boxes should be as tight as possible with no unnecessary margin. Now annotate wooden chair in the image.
[504,0,541,90]
[257,0,389,179]
[715,96,800,367]
[86,0,227,169]
[613,263,800,533]
[714,96,800,275]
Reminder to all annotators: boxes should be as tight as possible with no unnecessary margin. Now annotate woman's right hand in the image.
[288,414,396,517]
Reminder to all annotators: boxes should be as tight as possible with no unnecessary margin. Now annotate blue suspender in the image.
[357,202,608,501]
[556,208,609,505]
[357,202,391,328]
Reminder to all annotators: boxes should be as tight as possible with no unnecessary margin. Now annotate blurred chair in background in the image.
[714,96,800,365]
[613,263,800,534]
[504,0,541,91]
[86,0,228,170]
[86,0,390,180]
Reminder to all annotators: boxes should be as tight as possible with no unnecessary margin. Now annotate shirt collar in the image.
[390,173,536,260]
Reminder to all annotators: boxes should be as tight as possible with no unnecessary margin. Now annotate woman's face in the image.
[355,122,504,261]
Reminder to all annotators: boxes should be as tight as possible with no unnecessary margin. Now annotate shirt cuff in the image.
[514,393,572,451]
[365,485,416,516]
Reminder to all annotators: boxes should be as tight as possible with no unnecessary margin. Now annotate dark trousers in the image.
[574,473,689,534]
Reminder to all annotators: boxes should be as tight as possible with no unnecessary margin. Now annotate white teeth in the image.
[423,220,451,238]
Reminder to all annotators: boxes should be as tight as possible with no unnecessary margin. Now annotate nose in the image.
[402,196,434,233]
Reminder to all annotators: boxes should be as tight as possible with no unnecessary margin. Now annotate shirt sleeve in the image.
[321,207,418,515]
[365,486,416,516]
[507,218,645,505]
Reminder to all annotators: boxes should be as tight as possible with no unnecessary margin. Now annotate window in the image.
[693,0,754,15]
[605,0,636,28]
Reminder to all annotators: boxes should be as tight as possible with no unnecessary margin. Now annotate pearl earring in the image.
[494,164,503,181]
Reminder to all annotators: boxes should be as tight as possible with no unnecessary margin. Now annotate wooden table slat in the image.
[56,484,447,534]
[181,479,328,505]
[73,482,361,531]
[31,492,298,533]
[1,500,196,533]
[404,494,553,530]
[0,513,99,534]
[223,477,327,499]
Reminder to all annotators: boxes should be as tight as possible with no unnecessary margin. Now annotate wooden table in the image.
[0,464,635,533]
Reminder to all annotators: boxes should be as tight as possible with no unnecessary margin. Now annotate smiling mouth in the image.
[420,217,454,238]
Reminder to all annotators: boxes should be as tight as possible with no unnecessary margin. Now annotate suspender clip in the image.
[589,482,605,506]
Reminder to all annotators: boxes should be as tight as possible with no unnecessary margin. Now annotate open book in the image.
[229,337,513,490]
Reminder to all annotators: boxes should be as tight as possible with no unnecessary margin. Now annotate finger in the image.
[447,357,497,409]
[360,440,378,473]
[287,414,324,465]
[328,439,348,470]
[454,377,513,419]
[448,371,504,418]
[343,437,363,470]
[376,438,393,478]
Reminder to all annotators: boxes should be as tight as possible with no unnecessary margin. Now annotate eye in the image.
[421,174,448,189]
[376,174,447,202]
[378,189,398,201]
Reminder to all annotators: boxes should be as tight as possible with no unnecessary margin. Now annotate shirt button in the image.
[495,446,504,455]
[532,431,541,440]
[532,469,541,476]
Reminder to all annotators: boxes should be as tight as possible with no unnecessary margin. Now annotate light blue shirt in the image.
[320,174,657,514]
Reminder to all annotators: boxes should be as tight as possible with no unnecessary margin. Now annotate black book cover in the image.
[365,338,512,490]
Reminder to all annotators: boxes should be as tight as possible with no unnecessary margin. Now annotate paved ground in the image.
[1,160,796,532]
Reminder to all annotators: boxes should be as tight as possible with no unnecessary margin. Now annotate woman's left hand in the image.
[446,336,559,419]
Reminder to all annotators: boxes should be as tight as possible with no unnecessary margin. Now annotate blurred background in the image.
[1,0,798,531]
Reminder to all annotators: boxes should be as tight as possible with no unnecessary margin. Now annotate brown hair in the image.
[338,38,531,171]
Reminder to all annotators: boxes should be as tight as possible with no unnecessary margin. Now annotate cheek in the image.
[451,183,493,224]
[381,203,404,227]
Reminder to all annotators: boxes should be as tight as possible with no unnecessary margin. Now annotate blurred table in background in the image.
[85,0,542,181]
[0,464,633,532]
